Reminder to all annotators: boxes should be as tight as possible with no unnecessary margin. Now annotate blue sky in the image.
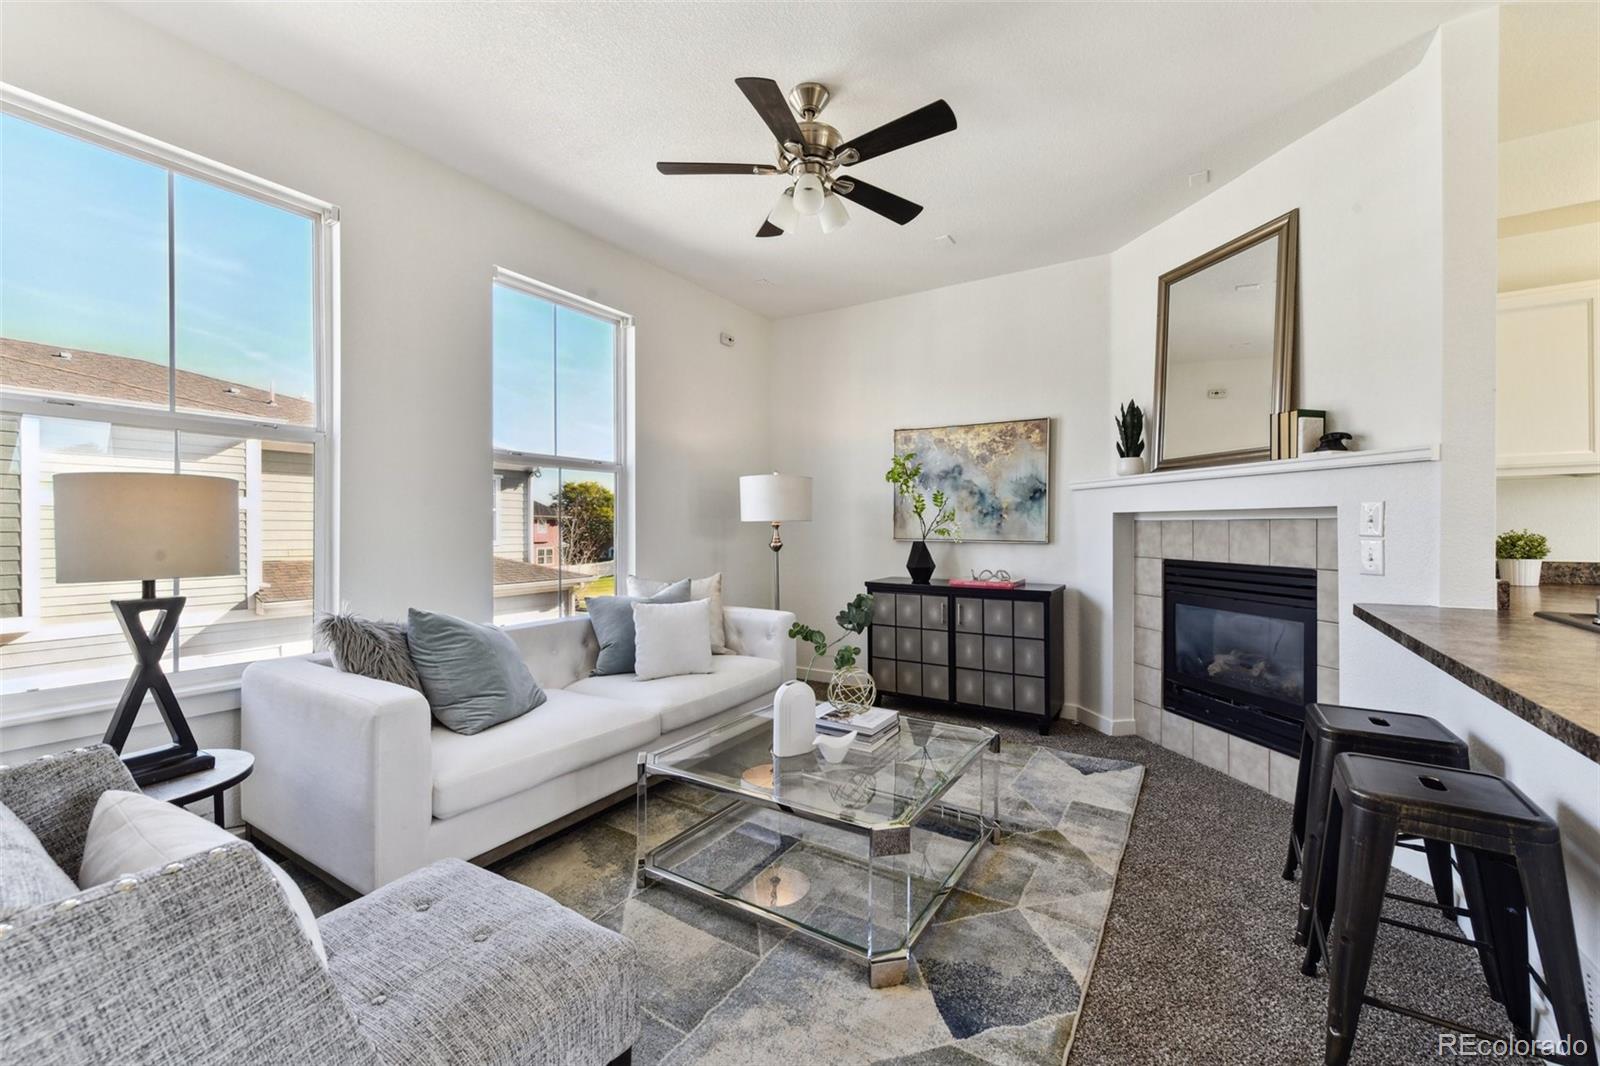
[0,113,315,402]
[493,283,615,462]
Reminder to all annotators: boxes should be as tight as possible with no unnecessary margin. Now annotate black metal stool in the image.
[1284,704,1470,946]
[1304,753,1596,1066]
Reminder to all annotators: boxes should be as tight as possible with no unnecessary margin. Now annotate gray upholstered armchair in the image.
[0,745,639,1066]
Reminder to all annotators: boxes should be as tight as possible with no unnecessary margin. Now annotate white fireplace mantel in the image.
[1068,445,1439,492]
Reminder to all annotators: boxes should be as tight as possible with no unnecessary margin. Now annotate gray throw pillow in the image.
[586,578,691,675]
[0,801,76,912]
[318,613,423,692]
[406,609,547,735]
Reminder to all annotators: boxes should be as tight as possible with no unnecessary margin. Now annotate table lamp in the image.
[52,472,240,785]
[739,473,811,609]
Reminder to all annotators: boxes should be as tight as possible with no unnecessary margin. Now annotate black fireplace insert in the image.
[1162,559,1317,755]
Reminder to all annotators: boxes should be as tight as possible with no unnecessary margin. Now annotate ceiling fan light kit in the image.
[657,77,956,238]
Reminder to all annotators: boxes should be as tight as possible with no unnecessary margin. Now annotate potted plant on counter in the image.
[885,451,959,584]
[1115,399,1146,475]
[1495,528,1549,587]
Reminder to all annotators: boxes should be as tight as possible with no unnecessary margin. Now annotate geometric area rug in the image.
[487,741,1145,1065]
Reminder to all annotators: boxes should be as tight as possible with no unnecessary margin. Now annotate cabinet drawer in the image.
[983,673,1014,710]
[896,595,922,628]
[921,595,949,629]
[983,600,1013,635]
[871,658,897,694]
[956,668,984,705]
[897,662,923,696]
[922,630,950,665]
[984,636,1014,673]
[1015,638,1046,677]
[1015,675,1046,714]
[954,632,983,669]
[871,593,898,626]
[871,625,897,659]
[1014,600,1045,639]
[922,664,950,701]
[955,598,984,633]
[896,628,923,662]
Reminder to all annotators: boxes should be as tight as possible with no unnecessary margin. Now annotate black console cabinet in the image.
[864,577,1066,734]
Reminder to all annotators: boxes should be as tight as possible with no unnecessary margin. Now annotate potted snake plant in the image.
[1116,399,1146,475]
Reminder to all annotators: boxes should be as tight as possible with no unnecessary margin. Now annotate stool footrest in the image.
[1359,994,1506,1044]
[1383,889,1470,919]
[1377,914,1486,950]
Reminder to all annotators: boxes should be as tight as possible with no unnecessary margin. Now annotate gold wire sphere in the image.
[828,665,877,716]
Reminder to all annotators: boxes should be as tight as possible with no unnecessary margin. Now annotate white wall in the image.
[768,256,1110,677]
[0,2,773,761]
[1497,476,1600,560]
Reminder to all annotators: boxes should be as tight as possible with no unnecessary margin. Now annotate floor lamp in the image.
[739,473,811,610]
[52,472,241,785]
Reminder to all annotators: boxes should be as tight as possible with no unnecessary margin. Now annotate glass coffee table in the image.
[635,712,1000,987]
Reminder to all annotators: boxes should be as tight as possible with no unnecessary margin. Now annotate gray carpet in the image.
[281,709,1540,1065]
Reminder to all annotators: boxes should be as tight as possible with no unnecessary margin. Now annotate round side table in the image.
[141,748,255,825]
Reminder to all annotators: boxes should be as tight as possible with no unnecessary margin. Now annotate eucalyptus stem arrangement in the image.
[885,451,959,540]
[788,593,875,677]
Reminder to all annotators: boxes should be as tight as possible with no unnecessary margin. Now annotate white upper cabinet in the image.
[1497,281,1600,477]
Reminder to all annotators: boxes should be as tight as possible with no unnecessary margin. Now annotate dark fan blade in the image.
[836,178,923,225]
[838,100,956,164]
[657,162,781,175]
[756,220,784,238]
[735,77,804,146]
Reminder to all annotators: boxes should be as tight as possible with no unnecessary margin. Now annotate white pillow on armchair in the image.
[632,599,715,681]
[628,572,729,653]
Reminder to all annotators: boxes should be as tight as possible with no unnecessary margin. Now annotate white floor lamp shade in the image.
[740,473,811,609]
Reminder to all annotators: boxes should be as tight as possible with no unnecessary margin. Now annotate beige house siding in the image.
[0,415,20,619]
[263,444,313,560]
[496,471,527,560]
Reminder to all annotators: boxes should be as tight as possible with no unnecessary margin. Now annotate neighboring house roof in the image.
[258,559,314,604]
[0,336,315,424]
[493,556,564,587]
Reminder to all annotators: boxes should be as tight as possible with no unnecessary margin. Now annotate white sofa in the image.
[240,606,795,895]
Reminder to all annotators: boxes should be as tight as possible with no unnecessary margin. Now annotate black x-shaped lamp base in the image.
[103,591,214,786]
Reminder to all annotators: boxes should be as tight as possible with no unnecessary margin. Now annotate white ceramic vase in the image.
[772,680,816,757]
[1496,558,1543,587]
[1117,456,1146,476]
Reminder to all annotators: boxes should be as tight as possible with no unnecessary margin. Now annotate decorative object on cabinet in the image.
[1115,399,1146,475]
[885,450,961,582]
[1495,528,1550,586]
[739,472,812,609]
[891,418,1049,544]
[951,568,1024,589]
[51,472,240,786]
[865,576,1066,734]
[1152,209,1299,472]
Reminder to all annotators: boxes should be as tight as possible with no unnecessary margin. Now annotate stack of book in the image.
[814,702,898,738]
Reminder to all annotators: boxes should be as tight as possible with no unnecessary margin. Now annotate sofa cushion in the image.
[585,578,691,675]
[0,800,76,911]
[629,572,729,654]
[430,688,660,819]
[408,608,547,735]
[321,858,639,1066]
[318,612,422,692]
[567,654,782,734]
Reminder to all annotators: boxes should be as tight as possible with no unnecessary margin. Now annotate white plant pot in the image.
[1496,558,1543,586]
[771,680,816,757]
[1117,456,1146,476]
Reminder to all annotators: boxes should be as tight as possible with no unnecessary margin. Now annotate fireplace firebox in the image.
[1162,559,1316,755]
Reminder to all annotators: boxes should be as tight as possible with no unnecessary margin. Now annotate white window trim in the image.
[0,86,341,720]
[491,268,631,605]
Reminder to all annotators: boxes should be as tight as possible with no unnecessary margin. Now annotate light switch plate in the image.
[1359,501,1385,537]
[1360,538,1385,575]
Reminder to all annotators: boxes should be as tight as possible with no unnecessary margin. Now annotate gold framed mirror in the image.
[1151,209,1299,471]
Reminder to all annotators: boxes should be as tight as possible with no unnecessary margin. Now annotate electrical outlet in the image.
[1360,538,1385,575]
[1359,501,1385,537]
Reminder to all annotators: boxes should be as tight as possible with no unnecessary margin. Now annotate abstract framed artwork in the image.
[892,418,1051,543]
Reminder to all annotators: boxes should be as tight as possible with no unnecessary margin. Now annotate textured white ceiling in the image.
[119,1,1478,319]
[1500,1,1600,142]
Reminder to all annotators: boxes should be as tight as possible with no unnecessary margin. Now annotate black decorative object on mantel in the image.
[906,540,935,584]
[1314,432,1353,452]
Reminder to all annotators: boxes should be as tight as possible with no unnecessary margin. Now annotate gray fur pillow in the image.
[317,613,423,692]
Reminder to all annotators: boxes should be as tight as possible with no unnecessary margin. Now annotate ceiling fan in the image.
[656,78,956,237]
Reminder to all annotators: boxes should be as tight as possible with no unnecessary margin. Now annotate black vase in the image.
[906,540,935,584]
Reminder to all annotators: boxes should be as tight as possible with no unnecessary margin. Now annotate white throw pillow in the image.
[632,599,715,681]
[80,790,327,966]
[628,573,729,653]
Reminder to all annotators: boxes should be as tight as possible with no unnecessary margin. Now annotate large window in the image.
[492,270,628,623]
[0,91,336,696]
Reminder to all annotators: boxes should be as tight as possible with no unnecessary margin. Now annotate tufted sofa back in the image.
[501,615,600,691]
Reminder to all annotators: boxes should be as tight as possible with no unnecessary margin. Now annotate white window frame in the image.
[491,267,631,608]
[0,85,340,721]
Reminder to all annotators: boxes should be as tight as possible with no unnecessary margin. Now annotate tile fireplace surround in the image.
[1131,516,1339,802]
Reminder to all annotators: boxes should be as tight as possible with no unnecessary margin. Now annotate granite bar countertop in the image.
[1354,585,1600,762]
